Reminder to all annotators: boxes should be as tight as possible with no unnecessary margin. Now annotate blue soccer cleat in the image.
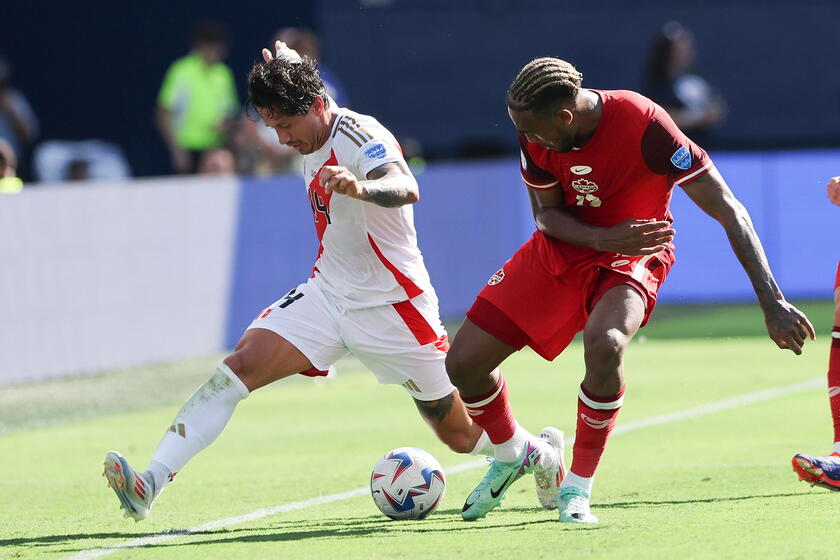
[103,451,156,521]
[791,452,840,491]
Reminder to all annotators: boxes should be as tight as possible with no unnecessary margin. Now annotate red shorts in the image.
[835,261,840,290]
[467,232,673,361]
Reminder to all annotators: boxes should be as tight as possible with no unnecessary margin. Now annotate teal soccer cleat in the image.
[558,486,598,523]
[461,440,544,520]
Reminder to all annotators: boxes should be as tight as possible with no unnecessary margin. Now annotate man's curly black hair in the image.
[247,56,328,118]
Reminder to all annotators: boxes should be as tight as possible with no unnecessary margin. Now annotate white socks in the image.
[468,430,494,457]
[145,363,249,497]
[492,425,532,463]
[561,471,594,496]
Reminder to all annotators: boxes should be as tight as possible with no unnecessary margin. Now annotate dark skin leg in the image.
[582,285,646,397]
[446,284,645,400]
[444,318,519,398]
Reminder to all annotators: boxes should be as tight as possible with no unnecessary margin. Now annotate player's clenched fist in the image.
[828,176,840,206]
[319,165,365,198]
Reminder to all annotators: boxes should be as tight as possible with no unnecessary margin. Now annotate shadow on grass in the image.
[49,507,598,554]
[148,513,569,547]
[602,491,809,509]
[1,530,201,547]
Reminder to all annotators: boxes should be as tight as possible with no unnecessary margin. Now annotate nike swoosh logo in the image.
[571,165,592,175]
[490,473,515,498]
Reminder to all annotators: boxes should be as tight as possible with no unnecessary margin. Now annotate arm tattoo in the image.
[360,161,418,208]
[414,393,454,425]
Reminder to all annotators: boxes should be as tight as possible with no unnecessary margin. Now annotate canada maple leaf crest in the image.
[572,178,599,194]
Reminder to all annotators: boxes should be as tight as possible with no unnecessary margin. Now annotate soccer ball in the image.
[370,447,446,520]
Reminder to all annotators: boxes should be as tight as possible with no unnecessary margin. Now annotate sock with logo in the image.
[570,384,624,478]
[461,372,524,462]
[829,325,840,451]
[146,364,249,497]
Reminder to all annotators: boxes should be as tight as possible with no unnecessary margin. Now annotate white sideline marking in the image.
[65,377,822,559]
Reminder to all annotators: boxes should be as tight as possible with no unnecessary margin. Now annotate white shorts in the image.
[247,277,455,401]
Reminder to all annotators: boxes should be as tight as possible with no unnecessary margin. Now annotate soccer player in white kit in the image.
[102,41,563,521]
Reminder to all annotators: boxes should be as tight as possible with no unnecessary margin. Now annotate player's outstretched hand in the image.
[827,176,840,206]
[319,165,365,198]
[595,219,675,256]
[763,300,816,355]
[261,40,302,64]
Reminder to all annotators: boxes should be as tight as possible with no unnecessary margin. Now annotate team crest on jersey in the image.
[572,178,599,194]
[364,143,387,159]
[488,268,505,285]
[671,146,692,170]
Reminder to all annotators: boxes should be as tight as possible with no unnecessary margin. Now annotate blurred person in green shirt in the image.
[156,22,238,174]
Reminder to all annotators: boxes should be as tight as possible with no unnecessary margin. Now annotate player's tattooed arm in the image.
[318,161,418,208]
[360,161,419,208]
[413,394,455,425]
[680,167,815,354]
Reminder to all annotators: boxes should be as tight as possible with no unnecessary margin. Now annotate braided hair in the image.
[507,58,583,114]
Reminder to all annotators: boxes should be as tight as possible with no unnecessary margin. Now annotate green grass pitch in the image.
[1,301,837,559]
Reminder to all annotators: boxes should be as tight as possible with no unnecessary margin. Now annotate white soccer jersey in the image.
[301,107,435,309]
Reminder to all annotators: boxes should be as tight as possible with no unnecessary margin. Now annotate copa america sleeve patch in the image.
[670,146,692,170]
[364,143,387,160]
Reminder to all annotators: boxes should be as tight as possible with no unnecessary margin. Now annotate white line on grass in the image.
[64,377,822,559]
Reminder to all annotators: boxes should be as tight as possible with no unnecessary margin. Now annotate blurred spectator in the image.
[644,22,727,147]
[232,27,348,177]
[198,148,235,175]
[0,138,23,193]
[65,159,91,182]
[33,140,131,183]
[273,27,350,107]
[0,57,39,178]
[156,21,238,174]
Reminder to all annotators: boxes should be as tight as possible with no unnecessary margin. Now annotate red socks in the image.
[462,375,517,444]
[829,326,840,443]
[572,384,625,478]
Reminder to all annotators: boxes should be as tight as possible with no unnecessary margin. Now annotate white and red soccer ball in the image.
[370,447,446,520]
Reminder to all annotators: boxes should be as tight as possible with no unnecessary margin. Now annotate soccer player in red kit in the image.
[791,176,840,490]
[447,57,815,523]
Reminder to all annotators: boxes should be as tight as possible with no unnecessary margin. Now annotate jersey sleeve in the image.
[641,108,714,185]
[333,114,404,178]
[518,134,559,189]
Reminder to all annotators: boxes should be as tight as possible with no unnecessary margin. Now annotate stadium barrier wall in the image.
[1,150,838,384]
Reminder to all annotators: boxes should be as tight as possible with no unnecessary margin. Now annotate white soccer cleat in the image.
[558,486,598,523]
[533,427,565,509]
[103,451,155,521]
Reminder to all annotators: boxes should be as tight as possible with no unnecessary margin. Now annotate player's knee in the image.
[444,350,473,388]
[222,352,257,390]
[583,329,628,366]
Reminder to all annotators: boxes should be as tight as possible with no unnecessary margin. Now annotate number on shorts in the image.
[278,289,305,309]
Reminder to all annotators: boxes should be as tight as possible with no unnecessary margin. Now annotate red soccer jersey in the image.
[519,89,713,272]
